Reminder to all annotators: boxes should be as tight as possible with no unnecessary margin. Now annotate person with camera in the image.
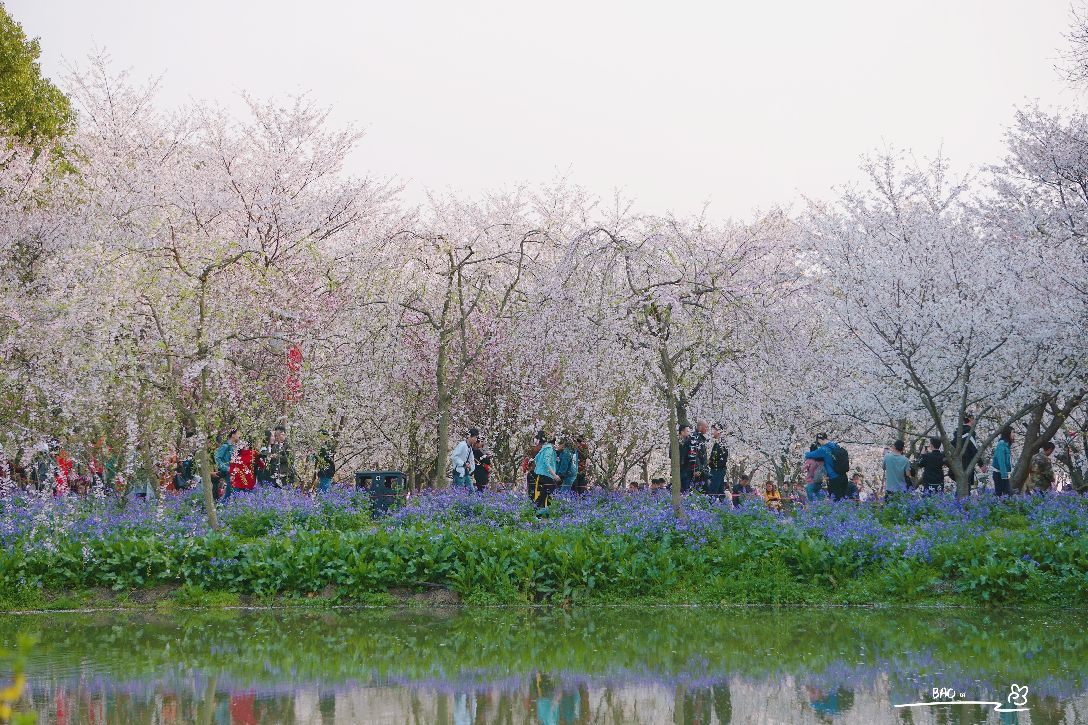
[450,428,480,489]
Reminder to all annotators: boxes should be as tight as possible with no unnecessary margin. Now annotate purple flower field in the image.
[2,486,1086,569]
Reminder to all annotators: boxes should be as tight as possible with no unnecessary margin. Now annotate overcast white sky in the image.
[10,0,1081,218]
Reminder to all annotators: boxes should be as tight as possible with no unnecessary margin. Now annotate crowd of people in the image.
[454,413,1087,513]
[797,415,1082,505]
[876,416,1073,498]
[0,424,319,499]
[3,411,1086,506]
[211,425,333,500]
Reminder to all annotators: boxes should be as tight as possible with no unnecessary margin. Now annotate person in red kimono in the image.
[229,442,260,492]
[55,447,74,496]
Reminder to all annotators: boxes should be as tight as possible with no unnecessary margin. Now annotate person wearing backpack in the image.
[804,433,851,500]
[450,428,479,489]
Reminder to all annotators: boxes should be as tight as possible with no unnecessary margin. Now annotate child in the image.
[763,480,782,511]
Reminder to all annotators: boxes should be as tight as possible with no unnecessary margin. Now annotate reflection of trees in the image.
[320,692,335,725]
[1031,695,1067,725]
[674,683,734,724]
[6,608,1085,696]
[14,678,1088,725]
[7,608,1088,724]
[678,683,709,724]
[712,684,732,724]
[196,674,216,725]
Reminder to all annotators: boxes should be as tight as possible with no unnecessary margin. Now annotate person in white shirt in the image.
[450,428,480,488]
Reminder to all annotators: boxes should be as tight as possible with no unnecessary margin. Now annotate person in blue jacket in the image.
[555,437,578,492]
[531,431,560,508]
[214,428,239,502]
[991,426,1014,496]
[804,432,850,500]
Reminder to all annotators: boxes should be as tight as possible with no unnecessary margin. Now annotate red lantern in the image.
[285,345,303,402]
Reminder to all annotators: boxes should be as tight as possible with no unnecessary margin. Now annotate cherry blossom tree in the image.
[56,58,396,524]
[806,152,1083,497]
[572,211,798,515]
[984,105,1088,490]
[6,35,1088,518]
[711,297,841,487]
[383,194,547,488]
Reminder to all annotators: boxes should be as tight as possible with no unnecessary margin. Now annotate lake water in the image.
[1,607,1085,724]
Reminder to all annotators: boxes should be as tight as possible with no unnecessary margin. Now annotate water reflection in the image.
[2,608,1086,724]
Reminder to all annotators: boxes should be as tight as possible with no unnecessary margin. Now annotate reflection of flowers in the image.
[1008,684,1029,707]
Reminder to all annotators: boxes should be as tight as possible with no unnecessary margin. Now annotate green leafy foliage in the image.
[0,2,73,152]
[3,493,1088,609]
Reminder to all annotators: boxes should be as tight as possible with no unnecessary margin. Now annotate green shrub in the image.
[0,585,44,611]
[167,584,241,608]
[875,561,941,602]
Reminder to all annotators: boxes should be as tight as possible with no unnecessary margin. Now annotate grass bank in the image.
[1,488,1087,610]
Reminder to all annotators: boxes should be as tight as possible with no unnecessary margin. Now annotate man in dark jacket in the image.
[693,420,712,492]
[915,436,948,494]
[268,425,295,487]
[472,445,491,491]
[708,425,729,499]
[677,425,704,493]
[731,474,754,507]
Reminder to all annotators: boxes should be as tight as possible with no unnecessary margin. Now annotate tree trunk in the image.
[194,362,218,527]
[676,391,690,432]
[195,279,219,527]
[604,438,620,487]
[1058,442,1087,492]
[660,345,684,519]
[139,390,158,502]
[196,427,219,529]
[196,674,217,725]
[142,435,158,501]
[945,430,974,499]
[938,431,970,500]
[1010,402,1046,494]
[1010,395,1084,492]
[954,468,971,499]
[434,335,450,489]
